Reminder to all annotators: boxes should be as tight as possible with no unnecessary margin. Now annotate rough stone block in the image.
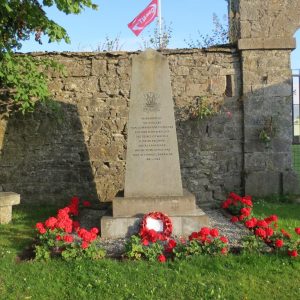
[245,171,281,196]
[113,189,196,217]
[91,59,107,76]
[282,172,300,195]
[101,209,209,238]
[186,83,208,96]
[0,192,21,224]
[238,37,296,50]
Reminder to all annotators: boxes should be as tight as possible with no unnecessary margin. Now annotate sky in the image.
[20,0,229,52]
[20,0,300,69]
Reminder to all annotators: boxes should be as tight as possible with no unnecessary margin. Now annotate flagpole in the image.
[158,0,162,48]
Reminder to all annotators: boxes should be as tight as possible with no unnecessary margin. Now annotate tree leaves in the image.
[0,0,97,114]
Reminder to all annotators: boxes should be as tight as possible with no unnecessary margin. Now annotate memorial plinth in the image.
[101,49,208,238]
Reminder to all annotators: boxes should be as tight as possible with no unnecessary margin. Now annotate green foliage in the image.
[35,229,106,262]
[0,52,65,114]
[143,241,164,262]
[258,117,276,144]
[125,235,144,260]
[125,235,164,261]
[0,0,97,52]
[34,244,51,261]
[173,240,203,259]
[241,235,266,254]
[189,96,223,120]
[0,0,97,114]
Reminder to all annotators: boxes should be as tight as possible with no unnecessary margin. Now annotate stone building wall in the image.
[0,48,243,206]
[229,0,300,195]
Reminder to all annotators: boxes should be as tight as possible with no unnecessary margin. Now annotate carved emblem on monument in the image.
[143,92,160,112]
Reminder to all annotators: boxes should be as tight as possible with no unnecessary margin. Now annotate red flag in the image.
[128,0,159,36]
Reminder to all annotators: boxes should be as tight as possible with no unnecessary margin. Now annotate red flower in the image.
[230,216,239,223]
[275,239,284,248]
[229,192,242,202]
[63,235,74,243]
[56,235,62,241]
[245,218,257,229]
[240,207,251,217]
[36,222,44,230]
[205,237,212,244]
[199,227,210,236]
[148,230,158,243]
[255,228,266,239]
[220,236,228,244]
[168,239,177,249]
[70,196,80,206]
[83,200,91,207]
[158,254,166,263]
[265,215,278,224]
[239,215,246,221]
[90,227,99,235]
[57,207,70,218]
[81,241,89,249]
[45,217,57,229]
[210,228,219,238]
[221,199,232,209]
[189,232,199,240]
[142,239,149,246]
[295,227,300,235]
[72,221,80,230]
[140,228,148,239]
[288,250,298,257]
[256,220,268,228]
[281,229,292,239]
[221,247,228,255]
[241,195,253,207]
[78,228,93,242]
[38,227,46,234]
[165,239,177,253]
[68,204,79,216]
[265,227,274,237]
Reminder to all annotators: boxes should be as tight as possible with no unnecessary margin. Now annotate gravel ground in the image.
[79,208,250,258]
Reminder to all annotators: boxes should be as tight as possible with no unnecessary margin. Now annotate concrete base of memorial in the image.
[100,190,209,238]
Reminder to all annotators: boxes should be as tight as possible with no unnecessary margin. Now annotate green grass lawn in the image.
[252,199,300,239]
[292,144,300,177]
[0,202,299,300]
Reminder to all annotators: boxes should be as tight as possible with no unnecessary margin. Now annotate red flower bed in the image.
[35,197,105,261]
[222,192,300,258]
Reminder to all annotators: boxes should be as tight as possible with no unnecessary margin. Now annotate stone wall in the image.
[230,0,300,42]
[229,0,300,195]
[0,48,243,206]
[1,0,299,206]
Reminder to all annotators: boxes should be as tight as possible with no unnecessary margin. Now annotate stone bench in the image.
[0,192,21,224]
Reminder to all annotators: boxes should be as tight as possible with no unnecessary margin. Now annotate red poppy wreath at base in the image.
[140,212,173,242]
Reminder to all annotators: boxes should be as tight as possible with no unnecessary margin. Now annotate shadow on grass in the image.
[0,205,59,252]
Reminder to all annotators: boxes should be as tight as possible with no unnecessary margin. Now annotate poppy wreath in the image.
[140,212,173,242]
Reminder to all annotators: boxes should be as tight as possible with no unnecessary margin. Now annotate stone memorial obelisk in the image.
[101,49,208,238]
[124,49,183,197]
